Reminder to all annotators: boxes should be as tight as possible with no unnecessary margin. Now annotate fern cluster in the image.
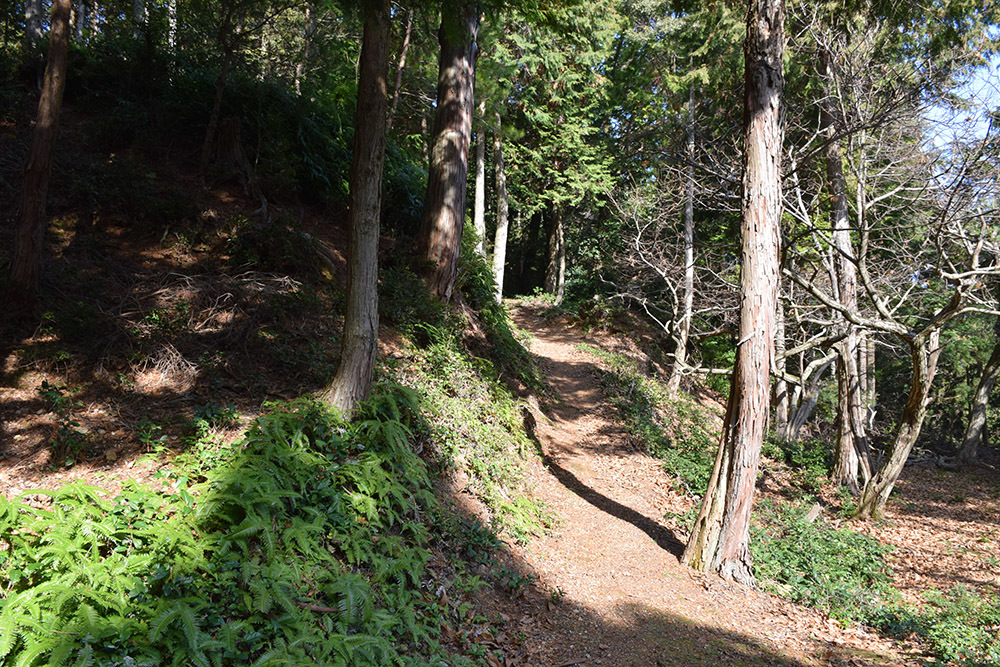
[0,391,482,666]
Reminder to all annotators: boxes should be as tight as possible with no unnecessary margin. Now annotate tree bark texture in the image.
[473,100,487,257]
[544,206,566,305]
[856,333,935,518]
[320,0,389,414]
[492,114,509,304]
[681,0,784,587]
[669,84,697,395]
[417,4,479,301]
[9,0,72,311]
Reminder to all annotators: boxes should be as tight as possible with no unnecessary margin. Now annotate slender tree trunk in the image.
[856,333,935,519]
[958,322,1000,464]
[8,0,72,312]
[544,206,566,305]
[416,4,479,301]
[320,0,390,413]
[25,0,43,49]
[74,0,86,42]
[386,8,413,131]
[787,355,835,442]
[821,46,870,490]
[133,0,146,38]
[669,84,697,395]
[773,297,788,435]
[492,113,509,304]
[168,0,177,58]
[682,0,784,587]
[294,5,315,96]
[200,44,234,178]
[472,100,487,256]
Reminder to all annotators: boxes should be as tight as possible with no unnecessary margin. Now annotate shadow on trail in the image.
[543,451,686,558]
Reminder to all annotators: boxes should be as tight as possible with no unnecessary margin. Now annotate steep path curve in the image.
[500,301,912,667]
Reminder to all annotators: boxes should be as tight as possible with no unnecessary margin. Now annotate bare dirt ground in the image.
[486,301,965,667]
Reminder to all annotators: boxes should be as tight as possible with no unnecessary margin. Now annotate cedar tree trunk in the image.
[681,0,784,586]
[417,4,479,301]
[9,0,72,311]
[320,0,390,413]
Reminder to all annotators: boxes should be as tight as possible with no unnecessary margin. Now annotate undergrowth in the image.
[0,391,493,666]
[383,242,549,544]
[580,343,715,495]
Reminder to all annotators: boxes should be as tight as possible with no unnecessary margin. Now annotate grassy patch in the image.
[0,391,495,666]
[580,343,716,495]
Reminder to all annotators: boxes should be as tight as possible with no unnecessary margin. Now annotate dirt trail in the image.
[502,302,913,667]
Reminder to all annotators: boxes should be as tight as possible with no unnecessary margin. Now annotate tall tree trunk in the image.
[544,206,566,305]
[669,83,697,395]
[385,8,413,131]
[320,0,390,413]
[416,4,479,301]
[24,0,43,49]
[682,0,784,587]
[492,113,509,304]
[8,0,72,312]
[294,5,315,96]
[821,45,870,491]
[856,333,935,518]
[472,100,487,256]
[958,320,1000,464]
[200,43,235,178]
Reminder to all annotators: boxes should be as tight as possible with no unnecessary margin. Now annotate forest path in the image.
[502,300,911,667]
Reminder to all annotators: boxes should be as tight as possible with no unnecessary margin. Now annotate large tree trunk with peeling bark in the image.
[8,0,72,312]
[681,0,784,587]
[320,0,389,413]
[492,113,509,304]
[856,333,935,518]
[544,206,566,305]
[416,4,479,301]
[472,100,486,256]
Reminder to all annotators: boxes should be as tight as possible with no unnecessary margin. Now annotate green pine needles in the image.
[0,391,487,666]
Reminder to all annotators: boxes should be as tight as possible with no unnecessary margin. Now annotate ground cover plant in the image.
[580,343,716,495]
[0,392,498,666]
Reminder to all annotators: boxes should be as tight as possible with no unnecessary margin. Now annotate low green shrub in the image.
[581,344,716,494]
[871,587,1000,666]
[0,392,490,666]
[750,501,895,623]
